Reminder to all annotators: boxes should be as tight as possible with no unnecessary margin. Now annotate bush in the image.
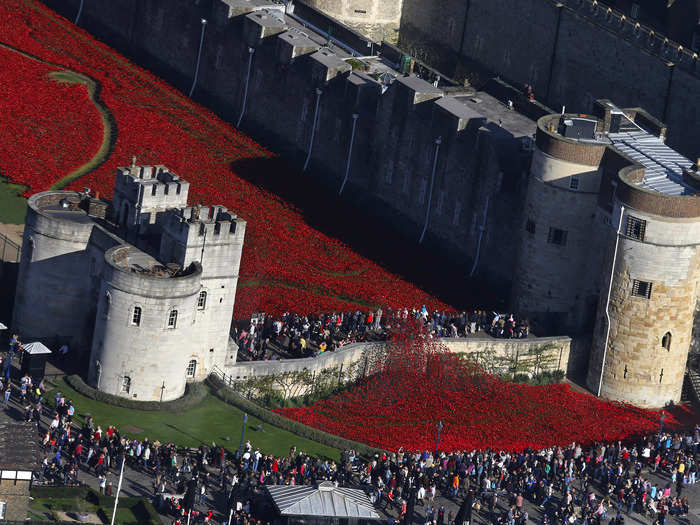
[32,486,91,500]
[64,375,207,412]
[207,375,385,458]
[512,373,530,384]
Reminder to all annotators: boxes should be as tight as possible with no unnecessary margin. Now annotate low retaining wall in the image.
[222,335,572,381]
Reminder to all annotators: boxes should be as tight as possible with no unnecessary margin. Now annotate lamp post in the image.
[435,421,443,457]
[189,18,208,98]
[239,413,248,453]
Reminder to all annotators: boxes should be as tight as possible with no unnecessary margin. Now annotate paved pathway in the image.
[13,371,700,525]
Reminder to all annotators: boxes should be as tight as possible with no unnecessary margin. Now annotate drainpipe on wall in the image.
[338,113,360,196]
[302,88,323,173]
[237,47,256,128]
[469,195,490,277]
[188,18,208,98]
[598,202,626,397]
[419,137,442,244]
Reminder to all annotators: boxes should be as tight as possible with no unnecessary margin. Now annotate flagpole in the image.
[110,456,126,525]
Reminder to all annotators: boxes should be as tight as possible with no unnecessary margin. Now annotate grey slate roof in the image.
[266,482,380,519]
[0,412,41,471]
[608,130,694,196]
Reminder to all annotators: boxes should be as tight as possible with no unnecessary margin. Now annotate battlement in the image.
[559,0,699,77]
[161,204,245,247]
[115,164,190,200]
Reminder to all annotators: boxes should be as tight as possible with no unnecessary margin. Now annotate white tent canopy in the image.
[22,342,52,355]
[267,482,380,520]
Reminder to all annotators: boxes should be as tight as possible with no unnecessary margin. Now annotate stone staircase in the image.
[682,369,700,404]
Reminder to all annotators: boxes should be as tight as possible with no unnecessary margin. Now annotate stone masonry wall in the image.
[300,0,404,42]
[38,0,530,293]
[224,335,571,382]
[399,0,700,159]
[587,206,700,408]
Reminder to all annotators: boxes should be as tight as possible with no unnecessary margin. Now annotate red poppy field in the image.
[0,0,450,318]
[275,325,696,452]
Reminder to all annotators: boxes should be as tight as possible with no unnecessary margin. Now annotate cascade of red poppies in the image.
[276,322,696,452]
[0,0,452,319]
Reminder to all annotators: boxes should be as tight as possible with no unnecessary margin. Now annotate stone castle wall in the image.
[399,0,700,160]
[299,0,403,43]
[586,205,700,407]
[224,335,572,382]
[38,0,532,292]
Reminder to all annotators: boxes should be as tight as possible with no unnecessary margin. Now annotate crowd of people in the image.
[28,366,699,525]
[235,308,530,361]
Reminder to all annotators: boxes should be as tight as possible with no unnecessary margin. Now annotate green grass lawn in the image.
[47,378,340,460]
[0,174,27,224]
[30,487,158,524]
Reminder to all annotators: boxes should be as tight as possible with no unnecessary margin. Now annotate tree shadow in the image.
[229,156,502,311]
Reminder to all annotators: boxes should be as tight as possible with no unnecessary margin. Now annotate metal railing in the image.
[561,0,699,75]
[0,232,20,263]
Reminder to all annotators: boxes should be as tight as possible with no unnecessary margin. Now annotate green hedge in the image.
[31,486,91,500]
[64,375,207,412]
[206,375,385,457]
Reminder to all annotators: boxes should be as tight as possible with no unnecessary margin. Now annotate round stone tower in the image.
[511,114,608,333]
[586,165,700,407]
[88,245,203,402]
[13,191,96,351]
[301,0,403,42]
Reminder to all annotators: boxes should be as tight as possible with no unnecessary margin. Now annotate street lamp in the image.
[435,421,443,457]
[239,413,248,453]
[189,18,208,98]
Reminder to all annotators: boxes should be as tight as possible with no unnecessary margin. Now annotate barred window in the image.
[631,279,652,299]
[121,376,131,394]
[186,360,197,378]
[526,219,536,235]
[625,216,646,241]
[131,306,142,326]
[167,309,178,329]
[198,291,207,310]
[569,176,580,190]
[547,227,567,246]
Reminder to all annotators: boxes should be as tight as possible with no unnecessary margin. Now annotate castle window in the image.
[569,176,580,190]
[121,376,131,394]
[453,200,462,226]
[151,184,157,196]
[354,9,367,14]
[103,292,111,319]
[131,306,142,326]
[631,279,652,299]
[526,219,536,235]
[186,360,197,379]
[547,227,567,246]
[662,332,671,351]
[625,216,646,241]
[167,309,178,329]
[198,291,207,310]
[630,3,640,19]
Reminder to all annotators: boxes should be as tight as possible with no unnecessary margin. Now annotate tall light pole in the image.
[109,456,126,525]
[239,413,248,454]
[189,18,208,98]
[435,421,443,457]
